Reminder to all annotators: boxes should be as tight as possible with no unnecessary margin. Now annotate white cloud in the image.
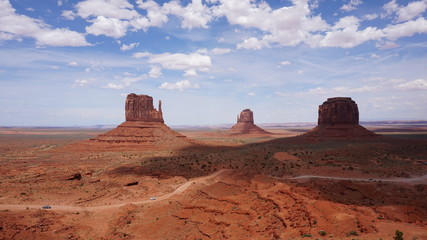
[383,17,427,41]
[0,0,90,46]
[133,51,212,75]
[237,37,269,50]
[159,80,200,91]
[217,0,329,48]
[122,74,147,86]
[134,0,168,29]
[184,69,198,77]
[383,0,427,23]
[162,0,212,29]
[318,16,384,48]
[61,10,76,20]
[395,79,427,90]
[120,42,139,51]
[68,61,78,66]
[340,0,363,12]
[280,61,291,66]
[395,0,427,22]
[132,52,151,58]
[148,65,162,78]
[363,14,378,21]
[247,92,256,96]
[103,83,124,89]
[376,41,400,50]
[75,0,139,19]
[26,8,35,12]
[73,78,96,87]
[211,47,232,54]
[86,16,129,38]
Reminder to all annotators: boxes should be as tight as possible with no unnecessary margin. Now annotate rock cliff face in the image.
[77,93,193,151]
[230,109,270,135]
[304,97,377,139]
[318,97,358,125]
[125,94,163,123]
[237,109,254,124]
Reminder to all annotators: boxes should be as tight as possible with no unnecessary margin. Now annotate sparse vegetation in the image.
[393,230,403,240]
[346,230,358,237]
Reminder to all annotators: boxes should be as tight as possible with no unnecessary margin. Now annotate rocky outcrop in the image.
[237,109,254,124]
[230,109,271,135]
[318,97,358,125]
[125,94,163,123]
[70,93,193,151]
[304,97,377,139]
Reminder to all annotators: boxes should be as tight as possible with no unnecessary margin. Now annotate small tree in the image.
[393,230,403,240]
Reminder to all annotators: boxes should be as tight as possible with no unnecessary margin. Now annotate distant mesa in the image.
[77,94,192,151]
[304,97,377,139]
[229,109,271,135]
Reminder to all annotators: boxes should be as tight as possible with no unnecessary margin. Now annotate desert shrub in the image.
[318,230,326,236]
[393,230,403,240]
[301,234,312,238]
[346,230,358,237]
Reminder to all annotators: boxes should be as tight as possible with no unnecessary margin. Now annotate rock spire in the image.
[230,109,270,135]
[125,93,163,123]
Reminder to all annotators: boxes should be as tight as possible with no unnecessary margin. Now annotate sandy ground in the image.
[0,124,426,239]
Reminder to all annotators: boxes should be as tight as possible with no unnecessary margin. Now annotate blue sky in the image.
[0,0,426,126]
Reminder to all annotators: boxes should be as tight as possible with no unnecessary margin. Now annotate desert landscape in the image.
[0,94,426,240]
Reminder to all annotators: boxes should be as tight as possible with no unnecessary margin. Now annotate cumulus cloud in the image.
[0,0,90,46]
[133,51,212,75]
[340,0,363,12]
[86,16,129,38]
[383,0,427,23]
[148,65,162,78]
[247,92,256,97]
[75,0,138,19]
[383,17,427,41]
[318,16,384,48]
[159,80,200,91]
[395,79,427,90]
[120,42,139,51]
[61,10,76,20]
[103,83,124,89]
[132,0,168,30]
[237,37,269,50]
[68,61,79,66]
[162,0,212,29]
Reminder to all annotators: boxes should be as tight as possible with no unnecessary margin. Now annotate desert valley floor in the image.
[0,122,426,240]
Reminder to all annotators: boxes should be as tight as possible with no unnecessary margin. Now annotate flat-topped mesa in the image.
[318,97,359,125]
[125,93,163,123]
[237,109,254,124]
[303,97,377,139]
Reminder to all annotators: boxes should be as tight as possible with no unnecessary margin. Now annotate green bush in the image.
[346,230,358,237]
[393,230,403,240]
[318,230,326,236]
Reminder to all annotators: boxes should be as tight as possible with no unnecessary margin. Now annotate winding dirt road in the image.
[279,174,427,184]
[0,169,231,212]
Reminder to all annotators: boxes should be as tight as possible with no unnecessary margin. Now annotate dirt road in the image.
[0,169,230,212]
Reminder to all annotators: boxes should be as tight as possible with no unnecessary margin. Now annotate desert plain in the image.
[0,121,426,240]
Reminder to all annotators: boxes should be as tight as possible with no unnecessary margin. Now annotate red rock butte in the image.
[66,94,192,151]
[230,109,271,135]
[304,97,377,139]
